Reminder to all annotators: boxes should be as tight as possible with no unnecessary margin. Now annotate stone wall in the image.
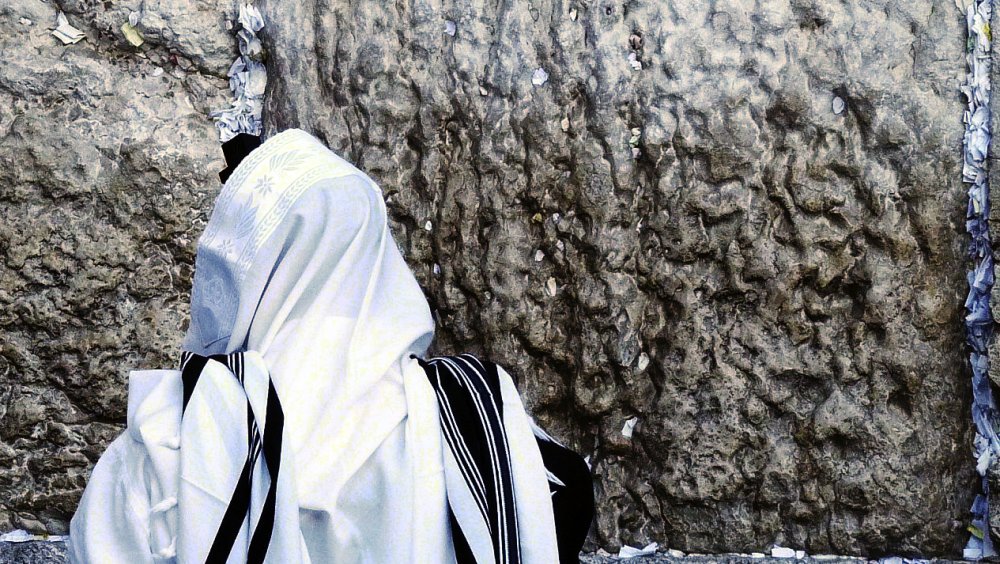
[0,0,231,535]
[0,0,978,557]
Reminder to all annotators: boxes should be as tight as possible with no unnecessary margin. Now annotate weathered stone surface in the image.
[0,0,230,535]
[0,0,980,558]
[259,0,974,557]
[0,540,67,564]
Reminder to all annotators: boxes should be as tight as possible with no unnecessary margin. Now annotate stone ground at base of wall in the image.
[0,541,975,564]
[580,556,969,564]
[0,541,64,564]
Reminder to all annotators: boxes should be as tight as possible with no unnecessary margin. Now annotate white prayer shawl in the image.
[176,350,301,563]
[68,128,558,563]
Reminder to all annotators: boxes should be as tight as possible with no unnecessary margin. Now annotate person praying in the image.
[68,128,593,564]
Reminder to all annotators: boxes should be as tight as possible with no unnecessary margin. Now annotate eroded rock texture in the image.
[259,0,974,556]
[0,0,230,535]
[0,0,978,558]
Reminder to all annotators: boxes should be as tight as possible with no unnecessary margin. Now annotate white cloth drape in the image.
[68,128,557,563]
[175,350,306,563]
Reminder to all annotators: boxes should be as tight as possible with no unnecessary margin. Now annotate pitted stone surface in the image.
[0,0,980,557]
[0,541,67,564]
[0,0,229,535]
[259,0,974,556]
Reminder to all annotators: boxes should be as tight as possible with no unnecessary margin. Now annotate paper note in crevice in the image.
[52,12,85,45]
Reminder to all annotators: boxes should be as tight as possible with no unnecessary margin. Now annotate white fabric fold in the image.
[176,352,306,563]
[69,128,558,563]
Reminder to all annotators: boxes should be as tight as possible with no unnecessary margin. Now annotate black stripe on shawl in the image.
[181,353,209,414]
[179,351,284,564]
[428,362,490,518]
[418,353,521,564]
[247,378,284,563]
[446,355,519,564]
[428,359,494,523]
[449,503,476,564]
[206,457,253,563]
[437,356,513,549]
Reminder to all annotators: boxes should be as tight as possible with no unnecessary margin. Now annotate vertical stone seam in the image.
[965,0,997,558]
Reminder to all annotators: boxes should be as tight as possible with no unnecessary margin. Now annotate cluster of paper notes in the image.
[212,4,267,142]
